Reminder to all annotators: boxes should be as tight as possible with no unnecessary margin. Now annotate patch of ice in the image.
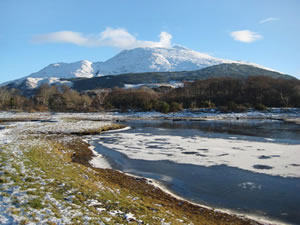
[98,131,300,178]
[238,182,262,190]
[264,138,275,141]
[88,146,111,169]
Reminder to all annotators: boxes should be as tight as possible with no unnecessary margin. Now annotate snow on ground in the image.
[88,145,111,169]
[1,110,299,178]
[1,111,299,224]
[283,118,300,125]
[113,108,300,120]
[23,120,112,134]
[98,128,300,178]
[1,110,300,177]
[1,107,299,122]
[124,81,184,89]
[0,111,116,122]
[2,113,181,224]
[0,114,117,224]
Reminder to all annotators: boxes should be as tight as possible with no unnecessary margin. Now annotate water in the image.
[126,119,300,144]
[92,119,300,224]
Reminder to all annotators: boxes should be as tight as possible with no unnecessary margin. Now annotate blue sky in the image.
[1,0,299,83]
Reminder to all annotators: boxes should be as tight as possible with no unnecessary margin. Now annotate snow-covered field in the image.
[0,114,115,224]
[0,113,140,224]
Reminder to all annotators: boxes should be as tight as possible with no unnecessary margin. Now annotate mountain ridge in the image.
[2,46,296,93]
[4,46,284,83]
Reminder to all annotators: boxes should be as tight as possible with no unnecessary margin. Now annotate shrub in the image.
[254,103,268,111]
[200,100,215,108]
[156,101,170,114]
[169,102,183,112]
[219,102,247,113]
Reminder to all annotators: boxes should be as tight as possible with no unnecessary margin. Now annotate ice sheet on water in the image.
[238,182,262,190]
[98,131,300,178]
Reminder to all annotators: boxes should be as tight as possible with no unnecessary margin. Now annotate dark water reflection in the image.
[124,119,300,144]
[93,119,300,224]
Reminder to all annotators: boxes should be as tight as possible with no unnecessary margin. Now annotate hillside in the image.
[72,63,295,91]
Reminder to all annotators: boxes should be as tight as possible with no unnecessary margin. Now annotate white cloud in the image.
[32,28,172,49]
[230,30,262,43]
[33,31,89,45]
[259,17,280,24]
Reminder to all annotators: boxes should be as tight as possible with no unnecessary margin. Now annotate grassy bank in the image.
[0,117,259,224]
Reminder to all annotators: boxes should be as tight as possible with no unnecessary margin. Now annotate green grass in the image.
[27,198,43,209]
[15,137,190,224]
[0,122,257,225]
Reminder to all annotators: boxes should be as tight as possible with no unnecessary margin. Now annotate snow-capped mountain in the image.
[29,60,95,79]
[6,60,95,89]
[94,45,234,75]
[4,45,282,90]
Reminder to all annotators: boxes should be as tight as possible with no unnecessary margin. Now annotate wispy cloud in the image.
[259,17,280,24]
[33,31,88,45]
[32,28,173,49]
[230,30,262,43]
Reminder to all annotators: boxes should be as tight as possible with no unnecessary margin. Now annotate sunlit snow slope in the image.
[4,46,281,89]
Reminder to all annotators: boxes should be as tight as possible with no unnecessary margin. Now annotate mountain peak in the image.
[25,60,94,80]
[4,45,284,89]
[172,45,189,50]
[97,45,230,75]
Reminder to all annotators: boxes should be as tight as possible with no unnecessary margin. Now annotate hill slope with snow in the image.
[94,46,234,75]
[3,46,292,90]
[29,60,95,79]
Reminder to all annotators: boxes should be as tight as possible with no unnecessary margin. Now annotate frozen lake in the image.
[92,119,300,224]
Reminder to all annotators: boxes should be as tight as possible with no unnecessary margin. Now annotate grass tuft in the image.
[27,198,44,209]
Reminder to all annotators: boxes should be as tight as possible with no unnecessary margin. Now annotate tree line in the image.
[163,76,300,111]
[1,76,299,113]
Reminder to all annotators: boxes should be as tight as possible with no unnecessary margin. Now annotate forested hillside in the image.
[72,63,295,91]
[1,76,299,113]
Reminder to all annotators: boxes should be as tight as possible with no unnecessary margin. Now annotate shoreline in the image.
[1,112,298,224]
[145,178,289,225]
[85,127,289,225]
